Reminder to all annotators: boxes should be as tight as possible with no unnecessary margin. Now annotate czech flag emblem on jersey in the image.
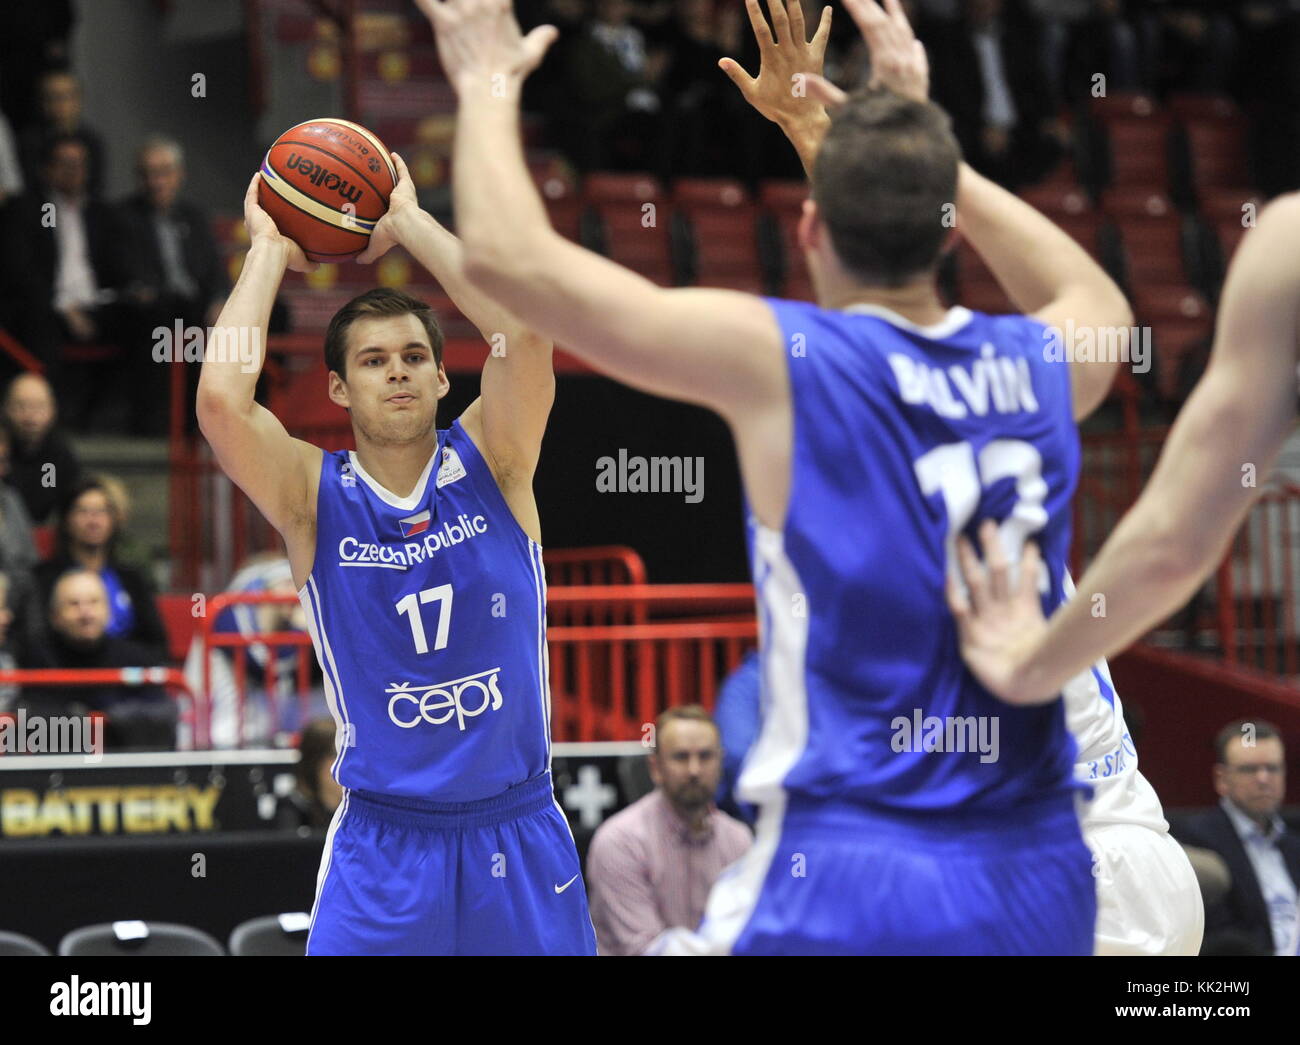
[399,509,431,538]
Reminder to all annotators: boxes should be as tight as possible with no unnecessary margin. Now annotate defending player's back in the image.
[741,301,1085,816]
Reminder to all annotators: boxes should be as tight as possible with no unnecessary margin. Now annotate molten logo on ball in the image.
[283,153,364,205]
[258,117,397,263]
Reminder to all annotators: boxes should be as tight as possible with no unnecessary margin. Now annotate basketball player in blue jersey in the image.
[418,0,1128,954]
[720,0,1202,956]
[197,157,596,955]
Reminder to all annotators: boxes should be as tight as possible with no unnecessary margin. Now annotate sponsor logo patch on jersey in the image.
[436,447,467,488]
[398,509,431,538]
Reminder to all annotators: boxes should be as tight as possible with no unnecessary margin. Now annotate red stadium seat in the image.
[1197,188,1262,222]
[758,180,809,214]
[769,209,810,298]
[583,172,665,205]
[1101,191,1193,287]
[1129,285,1210,324]
[1018,184,1092,219]
[1212,217,1252,266]
[1104,118,1173,189]
[1167,92,1239,124]
[590,204,675,285]
[672,179,762,291]
[1151,320,1212,401]
[1089,91,1162,124]
[1183,120,1250,194]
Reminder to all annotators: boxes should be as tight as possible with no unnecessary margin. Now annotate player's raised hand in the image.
[720,0,833,129]
[244,172,316,273]
[843,0,929,102]
[946,521,1048,706]
[356,152,420,264]
[414,0,557,93]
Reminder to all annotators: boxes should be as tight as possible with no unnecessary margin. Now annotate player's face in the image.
[335,313,447,443]
[652,720,722,812]
[1217,736,1286,819]
[51,575,110,643]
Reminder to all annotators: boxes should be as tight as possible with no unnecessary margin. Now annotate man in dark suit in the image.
[115,136,229,435]
[927,0,1068,188]
[0,134,127,420]
[1171,719,1300,955]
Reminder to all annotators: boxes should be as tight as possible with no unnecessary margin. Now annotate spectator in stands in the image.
[2,372,83,525]
[182,553,321,749]
[0,2,75,137]
[18,567,174,750]
[0,424,38,633]
[28,476,167,664]
[0,135,127,411]
[712,649,759,825]
[1171,719,1300,955]
[116,136,229,436]
[928,0,1068,188]
[17,70,105,198]
[0,571,18,712]
[585,705,752,954]
[275,718,343,831]
[546,0,667,171]
[1029,0,1140,104]
[1133,0,1237,96]
[0,104,24,208]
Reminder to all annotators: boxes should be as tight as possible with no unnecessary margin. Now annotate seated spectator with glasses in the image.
[18,568,174,750]
[585,705,752,955]
[1171,719,1300,955]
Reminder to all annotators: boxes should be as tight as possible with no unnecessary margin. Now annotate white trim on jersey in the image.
[347,447,438,511]
[841,303,974,340]
[299,576,353,780]
[306,788,351,953]
[529,541,552,765]
[685,523,809,954]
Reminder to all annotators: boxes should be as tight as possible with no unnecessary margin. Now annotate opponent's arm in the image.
[416,0,785,422]
[949,193,1300,704]
[728,0,1127,420]
[196,175,321,539]
[357,154,554,482]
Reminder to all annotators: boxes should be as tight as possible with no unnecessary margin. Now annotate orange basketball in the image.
[258,118,397,263]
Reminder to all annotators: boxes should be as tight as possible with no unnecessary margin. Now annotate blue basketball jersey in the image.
[298,420,550,802]
[738,301,1087,817]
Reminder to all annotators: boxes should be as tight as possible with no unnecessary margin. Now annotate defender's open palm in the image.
[414,0,556,91]
[720,0,832,127]
[946,521,1050,706]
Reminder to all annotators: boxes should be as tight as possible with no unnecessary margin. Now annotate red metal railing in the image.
[0,669,199,750]
[184,584,757,748]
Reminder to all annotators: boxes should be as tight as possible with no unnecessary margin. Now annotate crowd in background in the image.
[0,21,231,436]
[517,0,1299,190]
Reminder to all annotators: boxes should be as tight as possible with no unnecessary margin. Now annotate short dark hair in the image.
[322,287,445,380]
[55,476,120,562]
[1214,719,1283,764]
[811,86,960,287]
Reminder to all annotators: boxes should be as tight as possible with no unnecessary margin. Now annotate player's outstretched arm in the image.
[414,0,785,422]
[358,152,554,484]
[196,174,322,544]
[949,194,1300,705]
[740,0,1128,421]
[718,0,833,178]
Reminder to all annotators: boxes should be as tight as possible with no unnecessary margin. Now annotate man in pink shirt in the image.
[586,706,753,955]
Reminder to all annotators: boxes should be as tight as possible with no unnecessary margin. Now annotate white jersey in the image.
[1060,574,1169,832]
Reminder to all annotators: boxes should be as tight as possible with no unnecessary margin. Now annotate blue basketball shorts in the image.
[307,772,596,956]
[654,794,1096,956]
